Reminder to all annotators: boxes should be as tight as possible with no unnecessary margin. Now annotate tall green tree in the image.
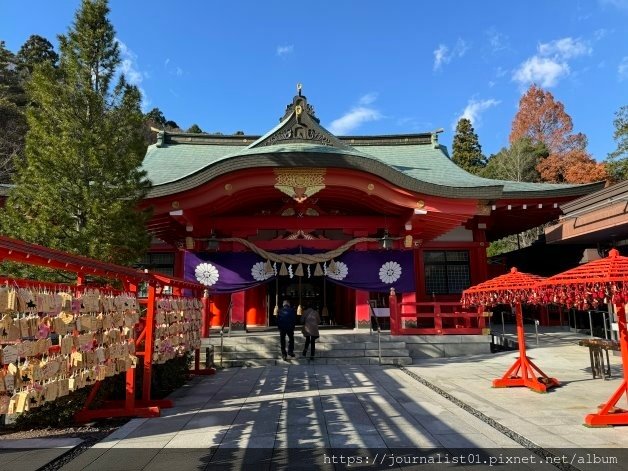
[1,0,151,265]
[605,106,628,181]
[186,123,203,133]
[451,118,485,174]
[481,137,547,182]
[16,35,59,75]
[0,41,27,182]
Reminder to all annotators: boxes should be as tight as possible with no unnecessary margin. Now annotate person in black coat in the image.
[277,300,296,360]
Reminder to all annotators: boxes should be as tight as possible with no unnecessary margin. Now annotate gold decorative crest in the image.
[274,169,326,203]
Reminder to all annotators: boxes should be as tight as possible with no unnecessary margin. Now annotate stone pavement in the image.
[56,328,628,471]
[12,327,628,470]
[0,438,82,471]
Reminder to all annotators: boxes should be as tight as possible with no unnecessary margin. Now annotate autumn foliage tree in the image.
[510,84,606,183]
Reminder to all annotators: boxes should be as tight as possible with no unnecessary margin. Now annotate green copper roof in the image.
[142,91,603,200]
[143,137,602,200]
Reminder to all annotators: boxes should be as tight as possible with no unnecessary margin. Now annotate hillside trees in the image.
[481,137,547,182]
[605,105,628,181]
[1,0,151,265]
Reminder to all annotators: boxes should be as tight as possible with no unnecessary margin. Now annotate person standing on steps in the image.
[277,300,296,361]
[301,304,321,359]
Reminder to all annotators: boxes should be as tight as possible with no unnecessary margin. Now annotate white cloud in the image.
[453,98,500,130]
[433,38,469,71]
[594,29,610,40]
[328,107,382,135]
[599,0,628,9]
[176,67,183,77]
[486,27,509,53]
[116,39,143,86]
[276,45,294,56]
[433,44,449,70]
[115,38,149,110]
[513,56,570,87]
[358,92,378,105]
[164,58,170,67]
[512,36,589,87]
[538,37,591,60]
[619,57,628,81]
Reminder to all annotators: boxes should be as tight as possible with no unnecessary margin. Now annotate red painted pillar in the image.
[355,290,370,330]
[231,291,246,331]
[389,288,399,335]
[142,284,156,402]
[125,281,138,411]
[201,289,210,338]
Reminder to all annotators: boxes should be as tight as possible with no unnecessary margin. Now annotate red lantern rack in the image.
[0,236,213,423]
[463,267,559,393]
[538,248,628,426]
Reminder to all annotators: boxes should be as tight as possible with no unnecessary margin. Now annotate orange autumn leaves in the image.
[510,85,606,184]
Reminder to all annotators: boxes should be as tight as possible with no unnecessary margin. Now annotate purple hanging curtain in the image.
[184,249,415,294]
[184,251,274,294]
[329,250,415,293]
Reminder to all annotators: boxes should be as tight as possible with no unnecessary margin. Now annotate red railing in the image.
[389,290,488,335]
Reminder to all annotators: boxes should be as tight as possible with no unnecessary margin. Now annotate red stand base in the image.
[584,380,628,427]
[74,406,161,423]
[74,399,174,423]
[492,356,560,393]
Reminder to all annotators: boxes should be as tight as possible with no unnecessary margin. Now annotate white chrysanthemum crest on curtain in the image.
[327,261,348,281]
[195,263,220,286]
[251,261,273,281]
[379,261,402,284]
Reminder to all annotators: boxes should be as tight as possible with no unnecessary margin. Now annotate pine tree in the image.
[1,0,151,265]
[186,124,203,133]
[452,118,485,174]
[16,35,59,75]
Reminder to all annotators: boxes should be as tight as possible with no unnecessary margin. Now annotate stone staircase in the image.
[202,331,412,368]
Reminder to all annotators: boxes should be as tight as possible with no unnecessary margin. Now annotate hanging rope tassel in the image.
[279,263,288,276]
[328,259,337,274]
[314,263,323,276]
[264,260,274,274]
[297,304,302,316]
[295,264,304,277]
[273,304,279,316]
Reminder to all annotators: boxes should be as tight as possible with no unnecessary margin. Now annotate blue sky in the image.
[2,0,627,160]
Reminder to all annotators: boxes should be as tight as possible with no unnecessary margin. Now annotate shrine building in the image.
[140,88,603,331]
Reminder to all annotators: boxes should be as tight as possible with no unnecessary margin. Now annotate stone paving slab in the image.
[0,438,82,471]
[54,329,628,470]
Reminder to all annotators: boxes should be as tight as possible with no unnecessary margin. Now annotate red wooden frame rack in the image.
[0,236,213,423]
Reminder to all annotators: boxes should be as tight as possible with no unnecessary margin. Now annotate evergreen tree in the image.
[605,105,628,181]
[144,107,166,127]
[0,41,27,182]
[16,35,59,75]
[1,0,151,265]
[0,41,25,106]
[452,118,485,174]
[186,123,203,133]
